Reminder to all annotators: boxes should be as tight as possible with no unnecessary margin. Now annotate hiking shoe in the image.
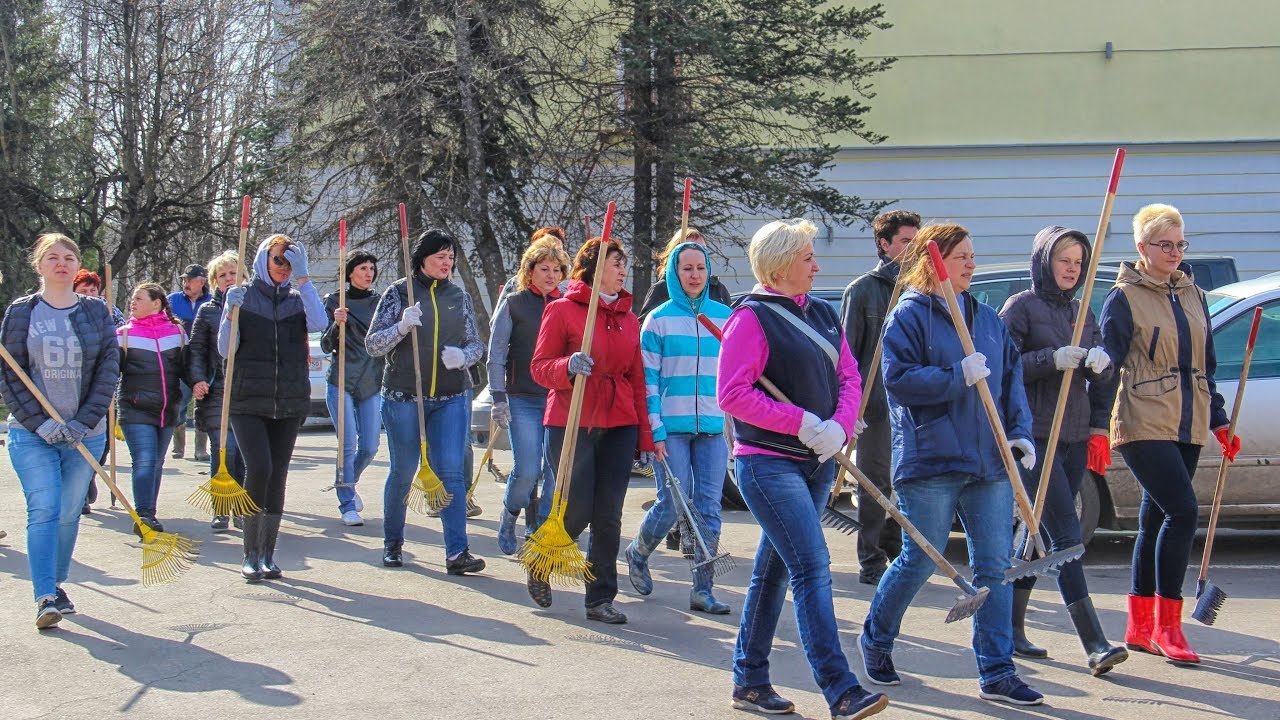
[731,684,795,715]
[586,602,627,624]
[54,588,76,615]
[979,676,1043,706]
[194,450,210,462]
[625,542,653,596]
[352,490,364,513]
[859,634,901,686]
[36,598,62,629]
[690,589,731,615]
[341,510,364,526]
[382,545,403,568]
[81,503,91,516]
[232,515,244,530]
[497,510,519,556]
[666,529,681,550]
[446,551,486,575]
[211,515,231,532]
[858,567,885,586]
[133,515,164,539]
[466,498,482,518]
[831,686,888,720]
[527,572,553,608]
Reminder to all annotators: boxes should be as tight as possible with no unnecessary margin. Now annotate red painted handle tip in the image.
[600,202,616,243]
[339,219,347,248]
[682,177,692,213]
[398,203,408,239]
[1108,149,1126,194]
[926,241,948,282]
[1248,306,1263,347]
[696,313,722,340]
[239,196,252,229]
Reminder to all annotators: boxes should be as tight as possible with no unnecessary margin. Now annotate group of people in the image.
[2,199,1239,720]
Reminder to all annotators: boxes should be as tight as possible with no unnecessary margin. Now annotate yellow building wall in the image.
[845,0,1280,146]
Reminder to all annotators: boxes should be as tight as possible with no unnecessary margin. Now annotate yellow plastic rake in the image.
[0,344,198,585]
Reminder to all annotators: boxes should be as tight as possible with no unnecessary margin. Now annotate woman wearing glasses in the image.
[1096,204,1236,664]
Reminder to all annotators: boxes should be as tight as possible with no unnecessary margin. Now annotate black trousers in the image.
[856,418,901,575]
[545,425,638,608]
[1118,440,1201,600]
[229,414,303,515]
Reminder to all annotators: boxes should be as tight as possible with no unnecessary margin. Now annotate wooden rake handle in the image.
[217,195,252,450]
[398,203,429,448]
[1197,306,1262,583]
[337,219,348,474]
[833,282,903,493]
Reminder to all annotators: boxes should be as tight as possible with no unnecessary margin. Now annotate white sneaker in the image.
[342,510,364,526]
[352,490,364,513]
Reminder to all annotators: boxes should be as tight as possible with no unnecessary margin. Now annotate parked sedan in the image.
[308,332,331,421]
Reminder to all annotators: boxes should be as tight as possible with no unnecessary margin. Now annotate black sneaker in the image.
[831,686,888,720]
[858,567,885,586]
[979,675,1044,706]
[527,572,553,608]
[211,515,230,532]
[585,602,627,624]
[731,684,795,715]
[445,551,485,575]
[382,545,403,568]
[858,634,901,686]
[54,587,76,615]
[36,598,62,629]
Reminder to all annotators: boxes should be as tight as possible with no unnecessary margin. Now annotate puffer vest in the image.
[504,287,556,397]
[230,277,311,419]
[382,277,470,398]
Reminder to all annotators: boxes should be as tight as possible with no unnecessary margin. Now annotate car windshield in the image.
[1206,291,1244,316]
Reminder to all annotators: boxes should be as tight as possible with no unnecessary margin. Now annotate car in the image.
[470,385,512,451]
[308,332,331,421]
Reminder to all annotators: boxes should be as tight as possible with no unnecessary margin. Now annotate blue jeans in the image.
[326,384,383,513]
[178,381,193,426]
[863,471,1016,687]
[122,423,175,518]
[733,454,860,708]
[382,393,469,557]
[8,426,106,601]
[635,432,728,592]
[502,394,554,521]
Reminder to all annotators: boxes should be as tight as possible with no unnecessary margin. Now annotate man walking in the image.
[168,264,212,461]
[839,210,919,585]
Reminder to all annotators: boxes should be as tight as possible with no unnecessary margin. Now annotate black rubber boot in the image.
[257,512,283,579]
[241,513,264,583]
[1067,596,1129,676]
[1012,587,1048,658]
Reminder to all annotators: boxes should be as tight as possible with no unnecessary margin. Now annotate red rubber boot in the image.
[1124,594,1158,654]
[1151,595,1200,664]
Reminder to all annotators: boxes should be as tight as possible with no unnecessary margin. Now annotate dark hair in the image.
[345,250,379,284]
[411,229,458,273]
[530,226,565,244]
[132,281,183,327]
[872,210,922,251]
[571,238,626,287]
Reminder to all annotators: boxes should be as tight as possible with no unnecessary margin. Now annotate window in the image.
[1213,299,1280,381]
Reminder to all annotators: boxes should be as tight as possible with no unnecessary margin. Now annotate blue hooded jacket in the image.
[881,288,1033,483]
[639,242,732,440]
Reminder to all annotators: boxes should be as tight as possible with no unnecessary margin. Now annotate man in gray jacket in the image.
[839,209,919,585]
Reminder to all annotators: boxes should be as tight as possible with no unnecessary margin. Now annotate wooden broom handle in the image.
[217,195,252,449]
[398,203,429,447]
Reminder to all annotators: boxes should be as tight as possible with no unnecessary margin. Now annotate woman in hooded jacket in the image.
[624,240,733,614]
[219,234,327,582]
[998,226,1127,675]
[117,282,190,537]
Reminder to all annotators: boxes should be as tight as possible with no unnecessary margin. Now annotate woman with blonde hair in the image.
[1,234,119,627]
[1096,204,1234,664]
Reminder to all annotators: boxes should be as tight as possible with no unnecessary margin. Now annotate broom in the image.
[187,196,261,517]
[1020,149,1125,565]
[1193,306,1262,625]
[696,314,987,622]
[0,344,199,585]
[518,203,618,585]
[398,203,452,513]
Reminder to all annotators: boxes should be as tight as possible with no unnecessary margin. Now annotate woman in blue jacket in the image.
[624,241,733,614]
[860,223,1043,706]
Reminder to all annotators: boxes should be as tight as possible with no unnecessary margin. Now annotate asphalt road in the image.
[1,426,1276,720]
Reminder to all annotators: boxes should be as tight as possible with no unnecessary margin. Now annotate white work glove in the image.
[567,351,594,377]
[808,419,847,462]
[491,399,511,429]
[441,345,465,369]
[798,411,822,445]
[1085,346,1111,374]
[1052,345,1087,371]
[853,418,868,438]
[224,286,247,309]
[961,352,990,387]
[1008,438,1037,470]
[397,303,422,334]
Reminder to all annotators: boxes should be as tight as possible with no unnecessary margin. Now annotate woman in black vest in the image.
[219,234,327,582]
[487,239,570,555]
[717,220,886,720]
[322,250,383,527]
[366,229,486,574]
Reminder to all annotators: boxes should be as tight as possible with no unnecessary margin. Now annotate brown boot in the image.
[170,423,186,459]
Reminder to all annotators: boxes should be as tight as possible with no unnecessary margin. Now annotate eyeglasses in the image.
[270,253,291,267]
[1146,240,1189,255]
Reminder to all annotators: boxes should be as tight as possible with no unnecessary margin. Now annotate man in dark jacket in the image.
[168,264,212,461]
[839,209,919,585]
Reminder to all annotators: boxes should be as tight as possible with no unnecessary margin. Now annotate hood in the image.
[1116,260,1193,292]
[564,278,634,313]
[251,237,292,289]
[663,241,712,315]
[1030,226,1091,306]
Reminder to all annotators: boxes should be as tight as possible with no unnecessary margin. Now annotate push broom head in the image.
[518,516,593,586]
[405,445,452,514]
[187,449,261,516]
[1192,579,1227,625]
[137,526,200,586]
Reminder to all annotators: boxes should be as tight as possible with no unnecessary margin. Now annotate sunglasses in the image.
[270,253,291,267]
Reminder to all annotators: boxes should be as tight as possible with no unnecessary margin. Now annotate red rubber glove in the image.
[1086,433,1110,475]
[1214,427,1242,462]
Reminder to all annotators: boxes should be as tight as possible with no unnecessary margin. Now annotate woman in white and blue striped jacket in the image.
[625,239,733,614]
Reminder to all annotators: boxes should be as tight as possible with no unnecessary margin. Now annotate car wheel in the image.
[721,470,748,511]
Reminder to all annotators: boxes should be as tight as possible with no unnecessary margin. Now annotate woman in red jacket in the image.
[529,237,653,623]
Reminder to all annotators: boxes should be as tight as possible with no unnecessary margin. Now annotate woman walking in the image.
[322,249,383,527]
[366,229,486,574]
[117,283,190,536]
[999,225,1127,674]
[625,240,733,614]
[1097,204,1235,664]
[1,234,119,628]
[487,238,569,554]
[528,237,653,623]
[219,234,327,582]
[718,219,887,719]
[861,223,1042,706]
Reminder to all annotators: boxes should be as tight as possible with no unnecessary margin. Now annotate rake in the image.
[106,265,123,510]
[1020,149,1125,567]
[519,204,617,586]
[187,195,261,517]
[1193,306,1262,625]
[467,418,501,507]
[398,203,452,513]
[696,314,986,622]
[661,457,734,579]
[0,344,198,585]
